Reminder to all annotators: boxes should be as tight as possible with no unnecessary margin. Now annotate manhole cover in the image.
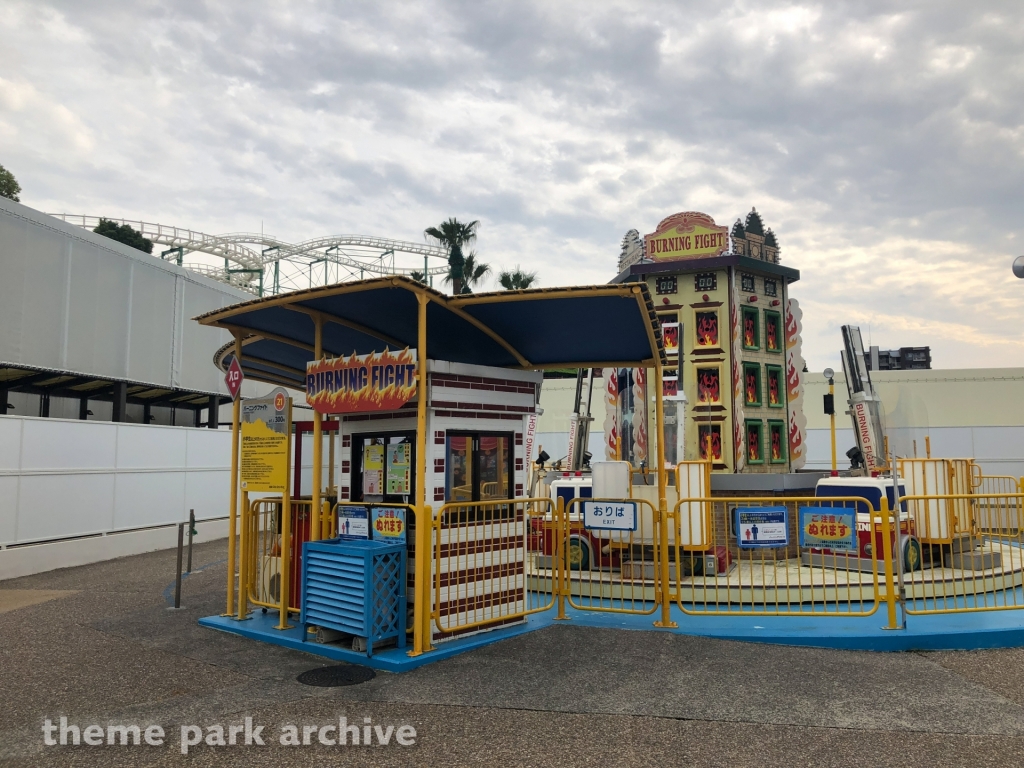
[296,665,376,687]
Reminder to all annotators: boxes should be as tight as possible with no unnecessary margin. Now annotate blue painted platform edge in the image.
[200,601,1024,671]
[197,612,542,672]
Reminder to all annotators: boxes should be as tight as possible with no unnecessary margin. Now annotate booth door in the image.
[446,432,513,503]
[351,432,416,504]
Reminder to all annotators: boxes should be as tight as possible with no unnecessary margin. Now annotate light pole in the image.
[823,367,838,477]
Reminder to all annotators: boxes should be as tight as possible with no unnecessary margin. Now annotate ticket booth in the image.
[196,277,671,661]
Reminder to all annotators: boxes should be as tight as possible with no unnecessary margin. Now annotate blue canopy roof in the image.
[196,276,666,389]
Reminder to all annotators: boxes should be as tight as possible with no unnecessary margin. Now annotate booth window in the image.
[764,310,782,353]
[766,365,784,407]
[741,306,760,350]
[350,432,416,503]
[743,363,761,407]
[764,279,778,297]
[768,420,787,463]
[446,432,512,503]
[745,420,764,464]
[740,274,756,293]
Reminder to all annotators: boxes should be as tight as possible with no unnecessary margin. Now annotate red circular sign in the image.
[274,392,285,411]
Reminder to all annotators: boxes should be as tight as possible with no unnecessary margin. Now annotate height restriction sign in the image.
[225,357,244,400]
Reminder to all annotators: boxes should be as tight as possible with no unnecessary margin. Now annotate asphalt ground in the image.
[3,541,1024,767]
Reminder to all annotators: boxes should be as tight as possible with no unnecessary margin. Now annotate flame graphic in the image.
[697,369,720,403]
[747,426,761,461]
[785,303,801,347]
[307,348,417,414]
[771,428,783,461]
[699,426,722,460]
[768,373,780,405]
[789,417,804,458]
[745,371,758,404]
[696,313,718,346]
[786,355,801,399]
[766,315,779,351]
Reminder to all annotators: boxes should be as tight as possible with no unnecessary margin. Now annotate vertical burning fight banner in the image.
[632,368,647,465]
[603,368,619,460]
[731,274,745,471]
[785,298,808,469]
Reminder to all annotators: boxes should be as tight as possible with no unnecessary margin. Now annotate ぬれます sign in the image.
[798,509,857,552]
[307,348,417,414]
[371,507,406,543]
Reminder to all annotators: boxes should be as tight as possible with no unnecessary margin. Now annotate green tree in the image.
[424,217,479,295]
[0,163,21,202]
[458,252,491,293]
[498,266,538,290]
[409,270,426,283]
[93,219,154,254]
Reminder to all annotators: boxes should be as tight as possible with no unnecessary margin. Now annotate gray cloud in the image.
[2,0,1024,370]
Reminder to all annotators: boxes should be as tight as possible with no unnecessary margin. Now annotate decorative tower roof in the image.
[744,207,764,237]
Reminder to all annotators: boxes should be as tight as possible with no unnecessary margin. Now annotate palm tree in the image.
[498,266,538,290]
[424,218,479,295]
[409,270,426,283]
[459,252,491,294]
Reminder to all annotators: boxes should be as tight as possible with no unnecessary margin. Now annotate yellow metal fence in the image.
[238,476,1024,640]
[672,495,891,618]
[562,497,662,615]
[900,492,1024,614]
[431,497,556,637]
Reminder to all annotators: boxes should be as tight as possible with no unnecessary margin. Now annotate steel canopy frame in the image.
[198,276,674,654]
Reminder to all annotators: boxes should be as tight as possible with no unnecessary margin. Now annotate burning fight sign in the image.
[307,348,418,414]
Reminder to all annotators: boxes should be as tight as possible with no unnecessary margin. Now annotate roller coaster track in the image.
[50,214,450,295]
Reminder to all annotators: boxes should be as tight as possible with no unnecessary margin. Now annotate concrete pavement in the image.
[3,539,1024,767]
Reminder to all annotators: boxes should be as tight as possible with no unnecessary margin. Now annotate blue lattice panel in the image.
[300,539,406,656]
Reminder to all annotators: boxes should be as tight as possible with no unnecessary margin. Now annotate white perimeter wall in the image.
[0,414,233,579]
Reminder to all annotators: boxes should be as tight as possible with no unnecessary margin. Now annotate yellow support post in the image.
[276,398,294,630]
[878,496,899,630]
[554,494,568,620]
[653,362,677,628]
[410,291,433,656]
[225,334,241,617]
[421,504,433,650]
[312,315,324,542]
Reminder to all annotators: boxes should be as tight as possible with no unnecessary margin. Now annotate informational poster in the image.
[734,507,788,549]
[240,389,289,492]
[336,506,369,539]
[799,509,857,552]
[363,444,384,496]
[371,507,406,543]
[386,443,411,495]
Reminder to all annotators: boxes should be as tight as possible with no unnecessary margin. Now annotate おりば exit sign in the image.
[225,357,244,400]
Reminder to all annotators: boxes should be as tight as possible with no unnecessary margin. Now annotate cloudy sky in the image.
[2,1,1023,372]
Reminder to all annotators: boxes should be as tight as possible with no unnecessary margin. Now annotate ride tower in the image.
[611,209,808,473]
